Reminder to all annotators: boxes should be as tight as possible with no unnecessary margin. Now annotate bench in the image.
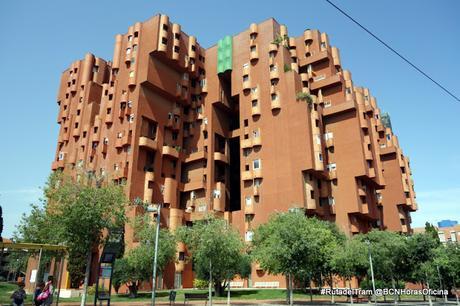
[183,292,213,305]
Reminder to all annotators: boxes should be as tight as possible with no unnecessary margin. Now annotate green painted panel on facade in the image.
[217,35,233,74]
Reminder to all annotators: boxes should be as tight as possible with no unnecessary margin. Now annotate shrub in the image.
[193,278,209,289]
[284,64,292,73]
[296,92,313,106]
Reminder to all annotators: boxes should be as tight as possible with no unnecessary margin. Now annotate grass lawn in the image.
[0,282,18,304]
[0,283,433,305]
[54,289,341,303]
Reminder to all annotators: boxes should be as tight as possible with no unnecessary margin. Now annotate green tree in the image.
[406,232,440,303]
[43,170,127,306]
[358,231,410,286]
[252,211,341,305]
[176,216,249,298]
[120,215,176,297]
[331,237,368,303]
[432,243,460,303]
[11,201,58,281]
[424,222,441,244]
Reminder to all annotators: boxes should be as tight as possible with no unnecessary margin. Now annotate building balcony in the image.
[328,170,337,180]
[245,203,255,215]
[306,198,316,210]
[242,170,253,181]
[183,178,206,192]
[271,98,281,110]
[310,74,343,91]
[367,167,376,178]
[162,145,180,159]
[253,168,263,179]
[253,185,260,196]
[163,177,177,204]
[243,65,250,76]
[360,203,369,215]
[252,136,262,147]
[115,164,129,180]
[51,160,65,170]
[300,73,309,82]
[242,79,251,91]
[251,89,259,101]
[139,136,158,151]
[251,104,261,117]
[358,186,366,197]
[185,150,207,163]
[364,150,373,161]
[269,69,279,81]
[213,182,225,212]
[101,142,108,154]
[269,43,278,53]
[241,138,252,149]
[143,171,155,203]
[214,152,229,163]
[250,48,259,61]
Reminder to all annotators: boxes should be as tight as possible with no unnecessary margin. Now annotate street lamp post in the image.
[366,240,377,305]
[147,204,162,306]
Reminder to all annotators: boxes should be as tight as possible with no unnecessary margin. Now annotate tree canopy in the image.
[176,216,250,296]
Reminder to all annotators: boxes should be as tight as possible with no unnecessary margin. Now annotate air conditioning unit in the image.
[328,197,335,206]
[190,191,196,199]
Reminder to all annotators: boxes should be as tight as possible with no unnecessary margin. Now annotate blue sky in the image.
[1,1,459,237]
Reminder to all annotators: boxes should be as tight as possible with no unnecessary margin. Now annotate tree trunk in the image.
[330,274,335,304]
[289,273,293,306]
[214,281,224,297]
[227,280,231,306]
[348,280,353,305]
[208,261,213,306]
[80,250,92,306]
[392,278,398,304]
[425,273,433,306]
[285,275,290,304]
[128,283,138,298]
[309,275,313,302]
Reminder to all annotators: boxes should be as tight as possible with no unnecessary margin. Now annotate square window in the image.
[253,159,261,169]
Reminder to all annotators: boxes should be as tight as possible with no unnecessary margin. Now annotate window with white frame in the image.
[245,196,252,206]
[245,231,254,242]
[316,135,321,145]
[213,189,221,198]
[318,153,323,161]
[324,132,333,140]
[326,163,337,171]
[254,178,262,186]
[58,152,65,161]
[126,48,131,55]
[253,159,261,169]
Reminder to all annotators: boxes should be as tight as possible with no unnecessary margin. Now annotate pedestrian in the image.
[42,276,54,306]
[10,282,26,306]
[33,282,45,306]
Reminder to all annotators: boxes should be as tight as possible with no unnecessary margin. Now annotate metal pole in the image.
[55,255,65,306]
[33,248,43,293]
[151,204,161,306]
[208,260,213,306]
[436,265,447,303]
[367,241,377,305]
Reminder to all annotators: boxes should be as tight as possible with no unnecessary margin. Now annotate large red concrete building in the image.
[50,14,417,289]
